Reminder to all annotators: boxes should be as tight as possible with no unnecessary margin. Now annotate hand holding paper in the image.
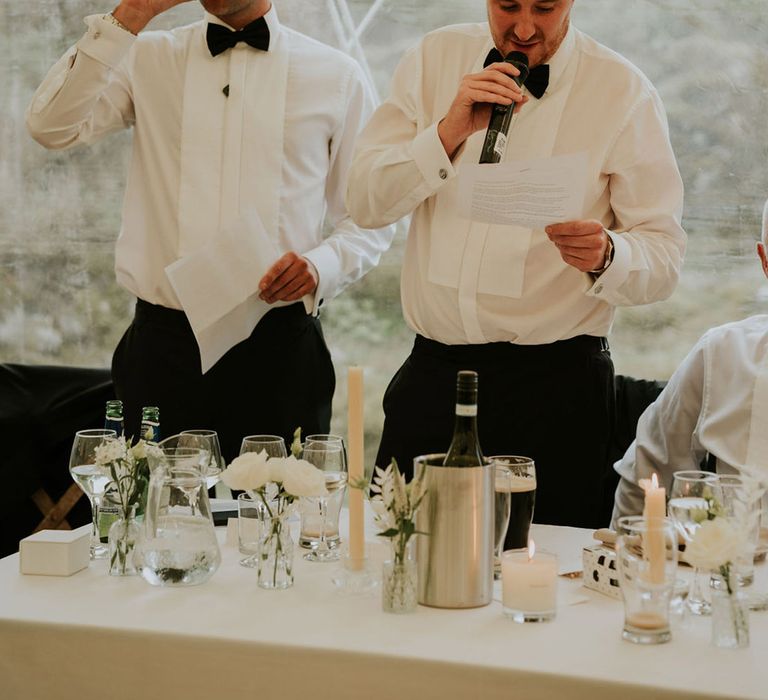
[165,208,309,373]
[259,252,318,303]
[545,219,610,273]
[458,151,587,230]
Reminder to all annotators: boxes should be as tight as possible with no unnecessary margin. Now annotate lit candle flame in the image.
[528,539,536,560]
[651,472,659,488]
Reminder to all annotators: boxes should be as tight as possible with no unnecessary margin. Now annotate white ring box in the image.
[19,524,90,576]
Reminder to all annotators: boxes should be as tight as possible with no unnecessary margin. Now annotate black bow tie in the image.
[206,17,270,57]
[483,48,549,99]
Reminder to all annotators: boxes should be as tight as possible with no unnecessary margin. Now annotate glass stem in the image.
[318,498,328,552]
[90,496,100,552]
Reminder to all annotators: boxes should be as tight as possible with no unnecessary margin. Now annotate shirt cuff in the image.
[302,246,339,316]
[410,122,456,191]
[585,230,629,298]
[78,14,136,70]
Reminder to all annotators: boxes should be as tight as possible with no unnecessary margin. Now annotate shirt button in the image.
[594,284,604,294]
[93,30,101,38]
[438,168,447,180]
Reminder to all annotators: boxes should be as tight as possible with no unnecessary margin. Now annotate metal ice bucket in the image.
[415,453,494,608]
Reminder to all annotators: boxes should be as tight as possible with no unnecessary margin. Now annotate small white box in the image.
[19,524,91,576]
[582,544,621,600]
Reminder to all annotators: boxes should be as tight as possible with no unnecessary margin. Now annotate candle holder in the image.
[331,551,379,596]
[615,516,678,644]
[501,547,557,623]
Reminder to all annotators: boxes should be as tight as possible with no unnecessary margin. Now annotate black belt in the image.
[413,333,609,364]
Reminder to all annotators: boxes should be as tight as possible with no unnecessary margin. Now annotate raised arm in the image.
[26,1,189,149]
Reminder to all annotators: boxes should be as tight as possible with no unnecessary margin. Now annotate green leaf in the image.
[377,528,399,538]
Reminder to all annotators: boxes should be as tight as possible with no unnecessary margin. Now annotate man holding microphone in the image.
[347,0,686,527]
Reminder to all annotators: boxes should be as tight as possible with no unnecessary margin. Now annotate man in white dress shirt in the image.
[26,0,394,459]
[347,0,686,527]
[613,199,768,520]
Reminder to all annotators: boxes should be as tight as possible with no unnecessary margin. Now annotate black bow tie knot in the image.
[206,17,270,57]
[483,48,549,99]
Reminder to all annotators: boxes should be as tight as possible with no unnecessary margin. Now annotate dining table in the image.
[1,503,766,700]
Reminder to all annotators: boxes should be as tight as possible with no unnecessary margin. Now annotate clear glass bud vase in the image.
[711,574,749,649]
[108,506,139,576]
[382,539,417,613]
[258,508,294,590]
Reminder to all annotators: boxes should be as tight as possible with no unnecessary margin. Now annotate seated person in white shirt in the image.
[26,0,394,460]
[346,0,686,527]
[613,198,768,520]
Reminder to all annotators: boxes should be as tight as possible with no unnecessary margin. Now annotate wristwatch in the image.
[589,234,614,275]
[104,12,135,35]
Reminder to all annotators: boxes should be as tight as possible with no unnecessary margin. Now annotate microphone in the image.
[479,51,529,164]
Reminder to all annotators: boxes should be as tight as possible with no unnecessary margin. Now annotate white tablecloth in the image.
[1,508,766,700]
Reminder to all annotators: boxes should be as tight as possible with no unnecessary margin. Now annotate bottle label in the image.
[455,404,477,417]
[493,132,507,159]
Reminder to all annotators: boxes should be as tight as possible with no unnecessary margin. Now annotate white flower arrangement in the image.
[221,451,327,513]
[684,518,748,573]
[94,435,162,573]
[94,436,162,518]
[684,491,755,646]
[370,460,427,565]
[222,446,327,588]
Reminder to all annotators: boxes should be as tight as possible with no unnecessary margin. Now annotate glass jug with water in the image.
[138,453,221,586]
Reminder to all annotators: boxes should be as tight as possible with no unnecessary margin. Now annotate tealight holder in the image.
[615,516,678,644]
[331,550,379,596]
[501,546,557,623]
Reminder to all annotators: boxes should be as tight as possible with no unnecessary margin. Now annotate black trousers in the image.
[112,299,335,463]
[375,335,615,529]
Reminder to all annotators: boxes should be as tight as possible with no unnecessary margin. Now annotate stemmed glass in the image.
[304,434,346,454]
[178,430,224,489]
[492,463,513,580]
[668,470,720,615]
[300,441,347,562]
[69,428,117,559]
[240,435,287,458]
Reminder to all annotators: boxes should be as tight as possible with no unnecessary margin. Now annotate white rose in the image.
[94,436,127,466]
[282,458,328,498]
[221,451,272,491]
[684,517,748,570]
[269,456,288,483]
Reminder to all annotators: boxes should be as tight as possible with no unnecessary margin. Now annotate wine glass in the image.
[178,429,224,489]
[668,470,720,615]
[240,434,287,458]
[304,434,346,454]
[303,433,347,478]
[492,462,513,580]
[69,428,117,559]
[300,441,347,562]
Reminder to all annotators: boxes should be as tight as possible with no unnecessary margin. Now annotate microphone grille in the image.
[504,50,529,83]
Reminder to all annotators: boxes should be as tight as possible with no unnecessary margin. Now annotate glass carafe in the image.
[138,461,221,586]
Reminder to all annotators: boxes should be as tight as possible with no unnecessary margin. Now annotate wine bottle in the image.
[442,370,484,467]
[140,406,161,444]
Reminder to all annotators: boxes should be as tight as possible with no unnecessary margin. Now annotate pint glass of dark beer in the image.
[490,456,536,550]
